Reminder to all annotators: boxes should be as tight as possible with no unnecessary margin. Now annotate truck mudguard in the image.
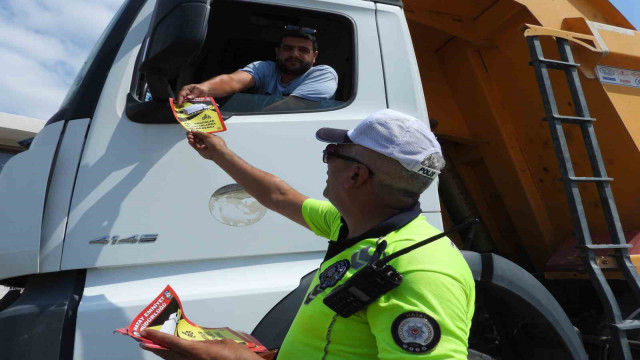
[251,269,316,350]
[0,271,85,360]
[252,251,588,359]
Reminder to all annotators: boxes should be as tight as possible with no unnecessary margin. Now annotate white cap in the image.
[315,109,442,179]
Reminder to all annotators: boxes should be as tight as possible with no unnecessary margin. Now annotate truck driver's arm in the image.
[177,71,255,106]
[187,131,309,229]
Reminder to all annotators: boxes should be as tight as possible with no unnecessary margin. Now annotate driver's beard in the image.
[276,57,313,77]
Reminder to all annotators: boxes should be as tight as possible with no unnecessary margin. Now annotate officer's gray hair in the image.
[350,146,445,208]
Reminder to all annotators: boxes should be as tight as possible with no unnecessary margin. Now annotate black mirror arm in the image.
[145,71,175,101]
[126,93,175,124]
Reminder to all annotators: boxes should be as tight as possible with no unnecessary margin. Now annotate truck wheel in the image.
[462,251,588,360]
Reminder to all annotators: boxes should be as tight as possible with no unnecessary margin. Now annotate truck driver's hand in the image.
[140,329,262,360]
[177,84,210,106]
[187,131,228,161]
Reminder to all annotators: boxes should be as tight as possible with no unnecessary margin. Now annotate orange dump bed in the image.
[404,0,640,273]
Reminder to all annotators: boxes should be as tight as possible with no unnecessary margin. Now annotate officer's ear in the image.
[344,164,372,189]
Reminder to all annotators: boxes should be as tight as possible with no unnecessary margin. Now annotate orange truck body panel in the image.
[403,0,640,274]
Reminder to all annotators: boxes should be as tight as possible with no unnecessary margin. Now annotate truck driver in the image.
[177,25,338,112]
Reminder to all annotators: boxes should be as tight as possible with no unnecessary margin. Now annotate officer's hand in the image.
[177,84,210,106]
[187,130,228,161]
[140,329,262,360]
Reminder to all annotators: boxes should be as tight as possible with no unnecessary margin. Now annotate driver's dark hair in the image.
[280,29,318,52]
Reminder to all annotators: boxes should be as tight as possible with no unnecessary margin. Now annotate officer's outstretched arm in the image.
[187,130,309,229]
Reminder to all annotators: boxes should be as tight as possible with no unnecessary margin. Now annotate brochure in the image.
[170,97,227,134]
[114,285,267,352]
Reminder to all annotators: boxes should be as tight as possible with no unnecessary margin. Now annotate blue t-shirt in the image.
[240,61,338,101]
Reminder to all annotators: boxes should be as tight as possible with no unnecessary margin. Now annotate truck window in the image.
[132,0,355,116]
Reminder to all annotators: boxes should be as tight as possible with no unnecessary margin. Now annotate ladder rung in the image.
[543,115,596,124]
[576,244,633,250]
[612,320,640,331]
[530,58,580,70]
[568,176,614,182]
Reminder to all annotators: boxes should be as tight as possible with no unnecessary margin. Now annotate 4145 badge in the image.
[170,97,227,134]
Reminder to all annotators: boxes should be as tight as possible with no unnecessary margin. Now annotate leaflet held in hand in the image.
[114,285,266,352]
[170,97,227,134]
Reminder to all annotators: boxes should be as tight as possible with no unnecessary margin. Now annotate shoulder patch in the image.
[391,311,441,353]
[319,259,350,289]
[350,247,372,270]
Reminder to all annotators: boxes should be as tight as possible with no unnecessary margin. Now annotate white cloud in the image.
[4,0,122,46]
[0,49,69,119]
[0,0,125,120]
[0,23,85,70]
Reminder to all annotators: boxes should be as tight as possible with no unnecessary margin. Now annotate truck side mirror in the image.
[141,0,210,99]
[127,0,210,124]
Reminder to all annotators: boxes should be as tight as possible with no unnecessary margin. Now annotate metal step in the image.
[568,176,614,183]
[529,58,580,70]
[543,115,596,124]
[576,244,633,250]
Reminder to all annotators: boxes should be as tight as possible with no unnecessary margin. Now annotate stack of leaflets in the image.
[169,97,227,134]
[115,285,267,352]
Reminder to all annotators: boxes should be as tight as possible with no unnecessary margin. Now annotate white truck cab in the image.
[0,1,445,359]
[1,0,596,359]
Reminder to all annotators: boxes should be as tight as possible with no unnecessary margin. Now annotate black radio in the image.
[323,261,402,317]
[323,219,478,318]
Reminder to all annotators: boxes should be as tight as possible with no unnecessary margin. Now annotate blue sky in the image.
[0,0,125,120]
[0,0,637,121]
[611,0,640,29]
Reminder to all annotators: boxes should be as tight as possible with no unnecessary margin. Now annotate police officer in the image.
[141,109,475,359]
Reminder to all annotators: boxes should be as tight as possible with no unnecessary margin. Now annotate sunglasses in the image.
[284,25,317,35]
[323,144,375,175]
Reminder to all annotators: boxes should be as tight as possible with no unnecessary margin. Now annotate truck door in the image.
[61,0,383,273]
[60,0,387,359]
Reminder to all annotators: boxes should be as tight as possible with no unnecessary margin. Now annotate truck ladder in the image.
[526,31,640,359]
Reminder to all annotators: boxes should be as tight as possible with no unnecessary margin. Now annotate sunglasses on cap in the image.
[323,144,375,175]
[284,25,317,35]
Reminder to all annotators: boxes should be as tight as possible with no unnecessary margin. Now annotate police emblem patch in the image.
[391,312,441,353]
[319,259,350,289]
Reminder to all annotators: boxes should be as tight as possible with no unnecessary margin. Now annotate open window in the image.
[127,0,355,124]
